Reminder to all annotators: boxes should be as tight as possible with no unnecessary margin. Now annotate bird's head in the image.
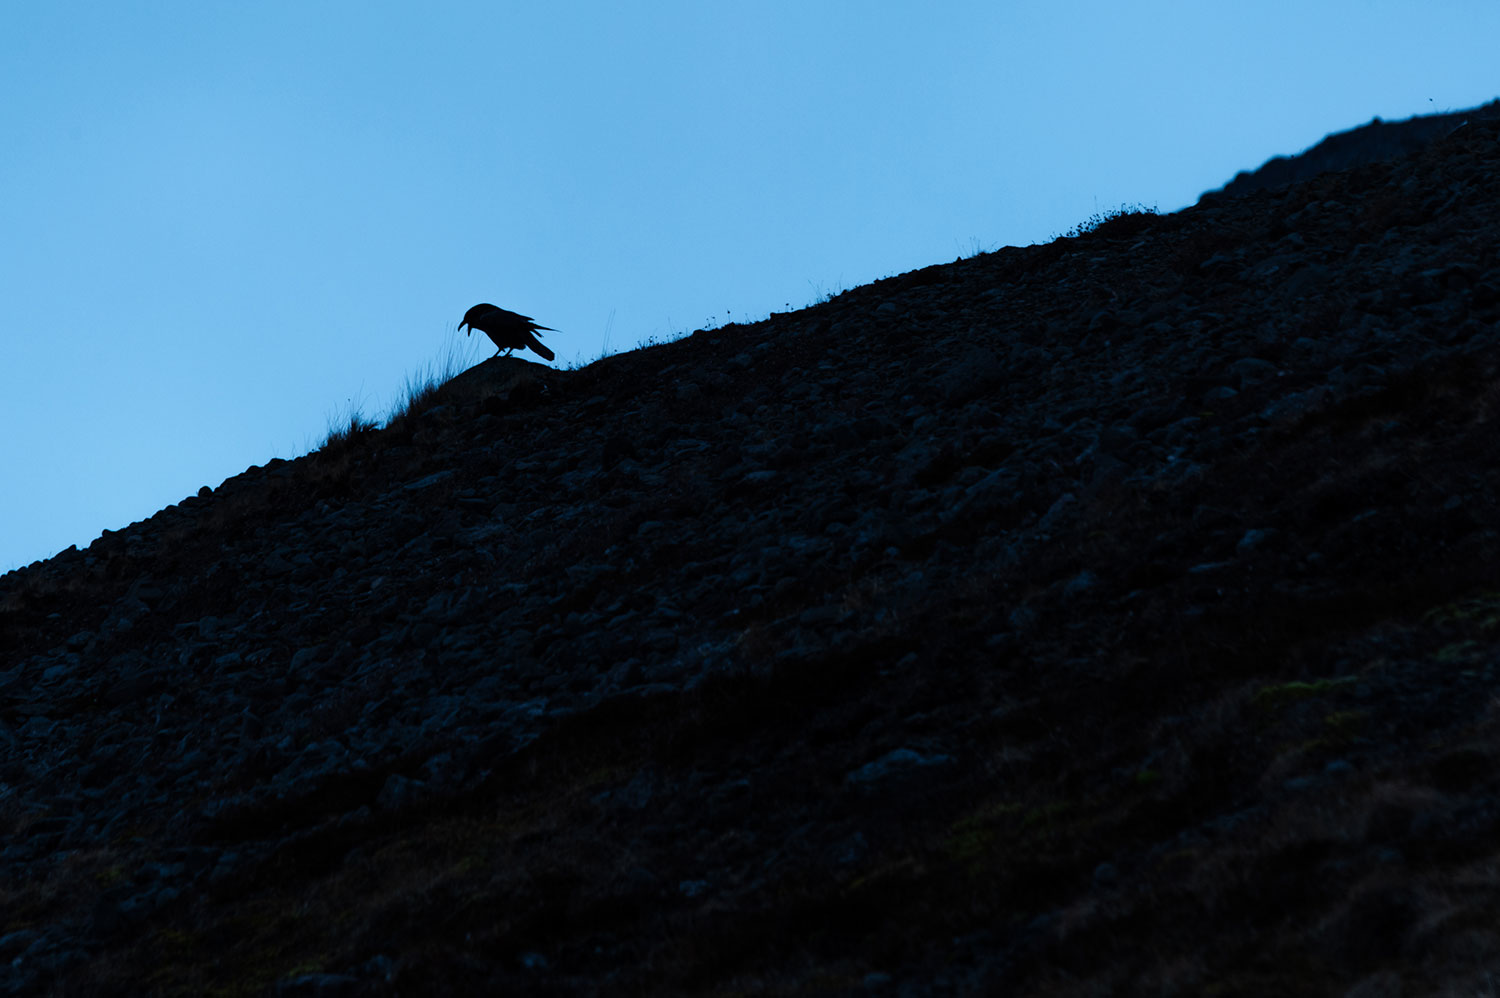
[459,303,498,335]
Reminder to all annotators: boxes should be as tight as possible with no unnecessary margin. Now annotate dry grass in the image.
[313,326,485,455]
[385,327,487,429]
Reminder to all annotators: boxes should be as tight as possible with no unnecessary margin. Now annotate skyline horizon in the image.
[4,0,1498,573]
[5,92,1493,575]
[5,94,1491,574]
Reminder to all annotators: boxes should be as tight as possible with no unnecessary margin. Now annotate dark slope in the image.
[3,116,1500,996]
[1201,97,1500,202]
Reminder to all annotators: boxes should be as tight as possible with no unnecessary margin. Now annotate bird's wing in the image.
[470,305,555,334]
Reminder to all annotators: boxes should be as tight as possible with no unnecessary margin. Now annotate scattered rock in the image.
[3,107,1500,997]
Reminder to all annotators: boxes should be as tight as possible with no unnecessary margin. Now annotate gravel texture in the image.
[3,113,1500,996]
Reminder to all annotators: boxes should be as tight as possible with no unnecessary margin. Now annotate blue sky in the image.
[2,0,1497,572]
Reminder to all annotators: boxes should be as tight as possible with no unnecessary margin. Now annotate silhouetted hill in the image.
[3,112,1500,996]
[1201,97,1500,201]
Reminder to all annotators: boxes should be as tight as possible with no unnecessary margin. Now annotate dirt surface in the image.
[3,114,1500,996]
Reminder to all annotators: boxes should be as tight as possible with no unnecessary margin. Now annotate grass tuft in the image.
[317,398,377,455]
[1059,202,1160,240]
[311,325,484,456]
[385,326,486,427]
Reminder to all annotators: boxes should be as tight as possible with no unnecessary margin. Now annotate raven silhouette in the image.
[459,304,556,362]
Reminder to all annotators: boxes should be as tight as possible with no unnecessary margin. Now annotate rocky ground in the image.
[3,112,1500,996]
[1204,98,1500,201]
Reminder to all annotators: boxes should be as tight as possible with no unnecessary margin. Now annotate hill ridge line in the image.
[1,111,1499,994]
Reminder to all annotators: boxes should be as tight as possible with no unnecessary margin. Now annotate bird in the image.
[459,304,556,362]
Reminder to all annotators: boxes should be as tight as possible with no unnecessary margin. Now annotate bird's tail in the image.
[528,334,556,362]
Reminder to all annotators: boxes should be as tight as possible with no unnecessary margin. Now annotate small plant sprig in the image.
[1060,202,1159,240]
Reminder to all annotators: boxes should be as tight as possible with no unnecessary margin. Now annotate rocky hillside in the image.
[1201,98,1500,201]
[3,111,1500,997]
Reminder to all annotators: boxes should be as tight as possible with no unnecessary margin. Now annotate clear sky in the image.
[2,0,1496,572]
